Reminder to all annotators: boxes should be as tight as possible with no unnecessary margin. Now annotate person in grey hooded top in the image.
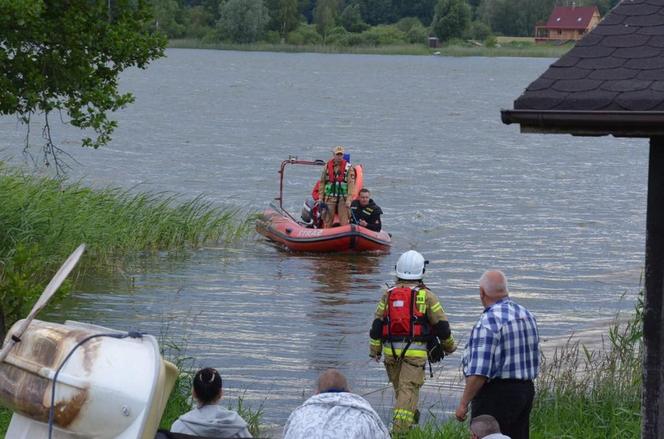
[283,369,390,439]
[171,368,252,438]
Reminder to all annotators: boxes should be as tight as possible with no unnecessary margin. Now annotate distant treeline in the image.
[150,0,621,46]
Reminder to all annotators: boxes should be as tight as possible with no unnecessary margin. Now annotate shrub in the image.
[359,25,407,46]
[395,17,424,33]
[465,20,492,42]
[286,24,323,45]
[340,3,369,33]
[407,24,429,44]
[263,30,281,44]
[325,26,351,45]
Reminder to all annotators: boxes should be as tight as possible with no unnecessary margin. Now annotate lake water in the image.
[0,49,648,428]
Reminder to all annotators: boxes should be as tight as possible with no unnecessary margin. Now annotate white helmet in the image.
[395,250,427,280]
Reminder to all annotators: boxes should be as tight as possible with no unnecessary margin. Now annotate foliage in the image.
[407,23,430,44]
[150,0,621,45]
[395,17,425,33]
[0,166,249,337]
[477,0,554,37]
[359,25,408,46]
[0,0,165,167]
[465,20,492,41]
[152,0,187,37]
[325,26,352,45]
[0,406,11,437]
[530,293,643,438]
[357,0,396,26]
[432,0,471,42]
[267,0,300,36]
[313,0,341,39]
[183,5,217,39]
[393,0,438,26]
[395,17,429,44]
[217,0,270,43]
[286,24,324,44]
[340,4,369,33]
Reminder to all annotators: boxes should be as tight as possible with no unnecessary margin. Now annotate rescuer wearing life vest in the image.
[319,145,355,228]
[369,250,457,434]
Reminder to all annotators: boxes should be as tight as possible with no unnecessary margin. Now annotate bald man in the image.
[471,414,511,439]
[455,271,539,439]
[316,368,349,393]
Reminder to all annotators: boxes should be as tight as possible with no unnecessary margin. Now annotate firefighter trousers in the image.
[384,355,425,434]
[322,195,350,227]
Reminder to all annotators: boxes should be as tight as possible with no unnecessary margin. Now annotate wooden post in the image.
[643,137,664,438]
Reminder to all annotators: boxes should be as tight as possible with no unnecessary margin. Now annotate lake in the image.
[0,49,648,428]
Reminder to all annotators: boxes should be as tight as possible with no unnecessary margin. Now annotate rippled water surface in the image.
[0,49,648,427]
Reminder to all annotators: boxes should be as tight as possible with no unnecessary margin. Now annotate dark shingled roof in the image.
[544,6,598,30]
[502,0,664,136]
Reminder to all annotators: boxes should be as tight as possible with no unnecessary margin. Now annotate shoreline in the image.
[168,39,573,58]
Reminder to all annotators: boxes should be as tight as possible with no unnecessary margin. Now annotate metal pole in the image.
[643,136,664,438]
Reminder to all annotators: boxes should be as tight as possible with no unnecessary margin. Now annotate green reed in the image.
[0,165,251,340]
[0,169,249,261]
[529,292,643,439]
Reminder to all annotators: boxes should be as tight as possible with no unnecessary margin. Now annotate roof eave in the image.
[501,109,664,138]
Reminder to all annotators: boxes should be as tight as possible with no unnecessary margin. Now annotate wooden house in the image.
[535,5,601,42]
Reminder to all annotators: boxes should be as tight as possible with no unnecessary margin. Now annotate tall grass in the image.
[529,293,643,439]
[0,168,249,261]
[0,165,251,340]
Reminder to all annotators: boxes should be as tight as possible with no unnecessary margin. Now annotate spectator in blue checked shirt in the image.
[455,270,540,439]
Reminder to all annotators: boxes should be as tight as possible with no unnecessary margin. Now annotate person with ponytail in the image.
[171,367,252,438]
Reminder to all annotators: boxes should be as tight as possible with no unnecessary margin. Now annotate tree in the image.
[0,0,166,171]
[357,0,396,25]
[340,4,369,33]
[151,0,187,38]
[313,0,341,39]
[274,0,300,36]
[217,0,270,43]
[432,0,471,41]
[393,0,437,26]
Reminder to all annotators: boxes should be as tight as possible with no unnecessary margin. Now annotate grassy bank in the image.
[0,165,251,436]
[169,38,572,58]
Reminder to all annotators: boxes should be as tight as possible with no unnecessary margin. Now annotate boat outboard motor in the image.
[0,319,178,439]
[301,198,317,226]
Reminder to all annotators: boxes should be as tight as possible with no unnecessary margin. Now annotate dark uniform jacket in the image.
[350,199,383,232]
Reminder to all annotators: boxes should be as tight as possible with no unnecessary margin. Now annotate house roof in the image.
[502,0,664,137]
[544,6,599,30]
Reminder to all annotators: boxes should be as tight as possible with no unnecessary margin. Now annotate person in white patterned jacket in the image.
[283,369,390,439]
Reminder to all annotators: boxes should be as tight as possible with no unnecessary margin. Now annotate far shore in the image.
[168,38,573,58]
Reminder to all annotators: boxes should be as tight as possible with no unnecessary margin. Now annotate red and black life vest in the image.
[327,159,348,183]
[381,286,431,342]
[324,159,350,197]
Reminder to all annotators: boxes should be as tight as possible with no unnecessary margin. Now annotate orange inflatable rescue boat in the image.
[256,158,391,253]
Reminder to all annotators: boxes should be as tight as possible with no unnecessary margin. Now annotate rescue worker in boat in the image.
[350,188,383,232]
[369,250,457,434]
[319,145,355,228]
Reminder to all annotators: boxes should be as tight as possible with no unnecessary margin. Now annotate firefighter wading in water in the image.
[369,250,457,434]
[319,145,355,228]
